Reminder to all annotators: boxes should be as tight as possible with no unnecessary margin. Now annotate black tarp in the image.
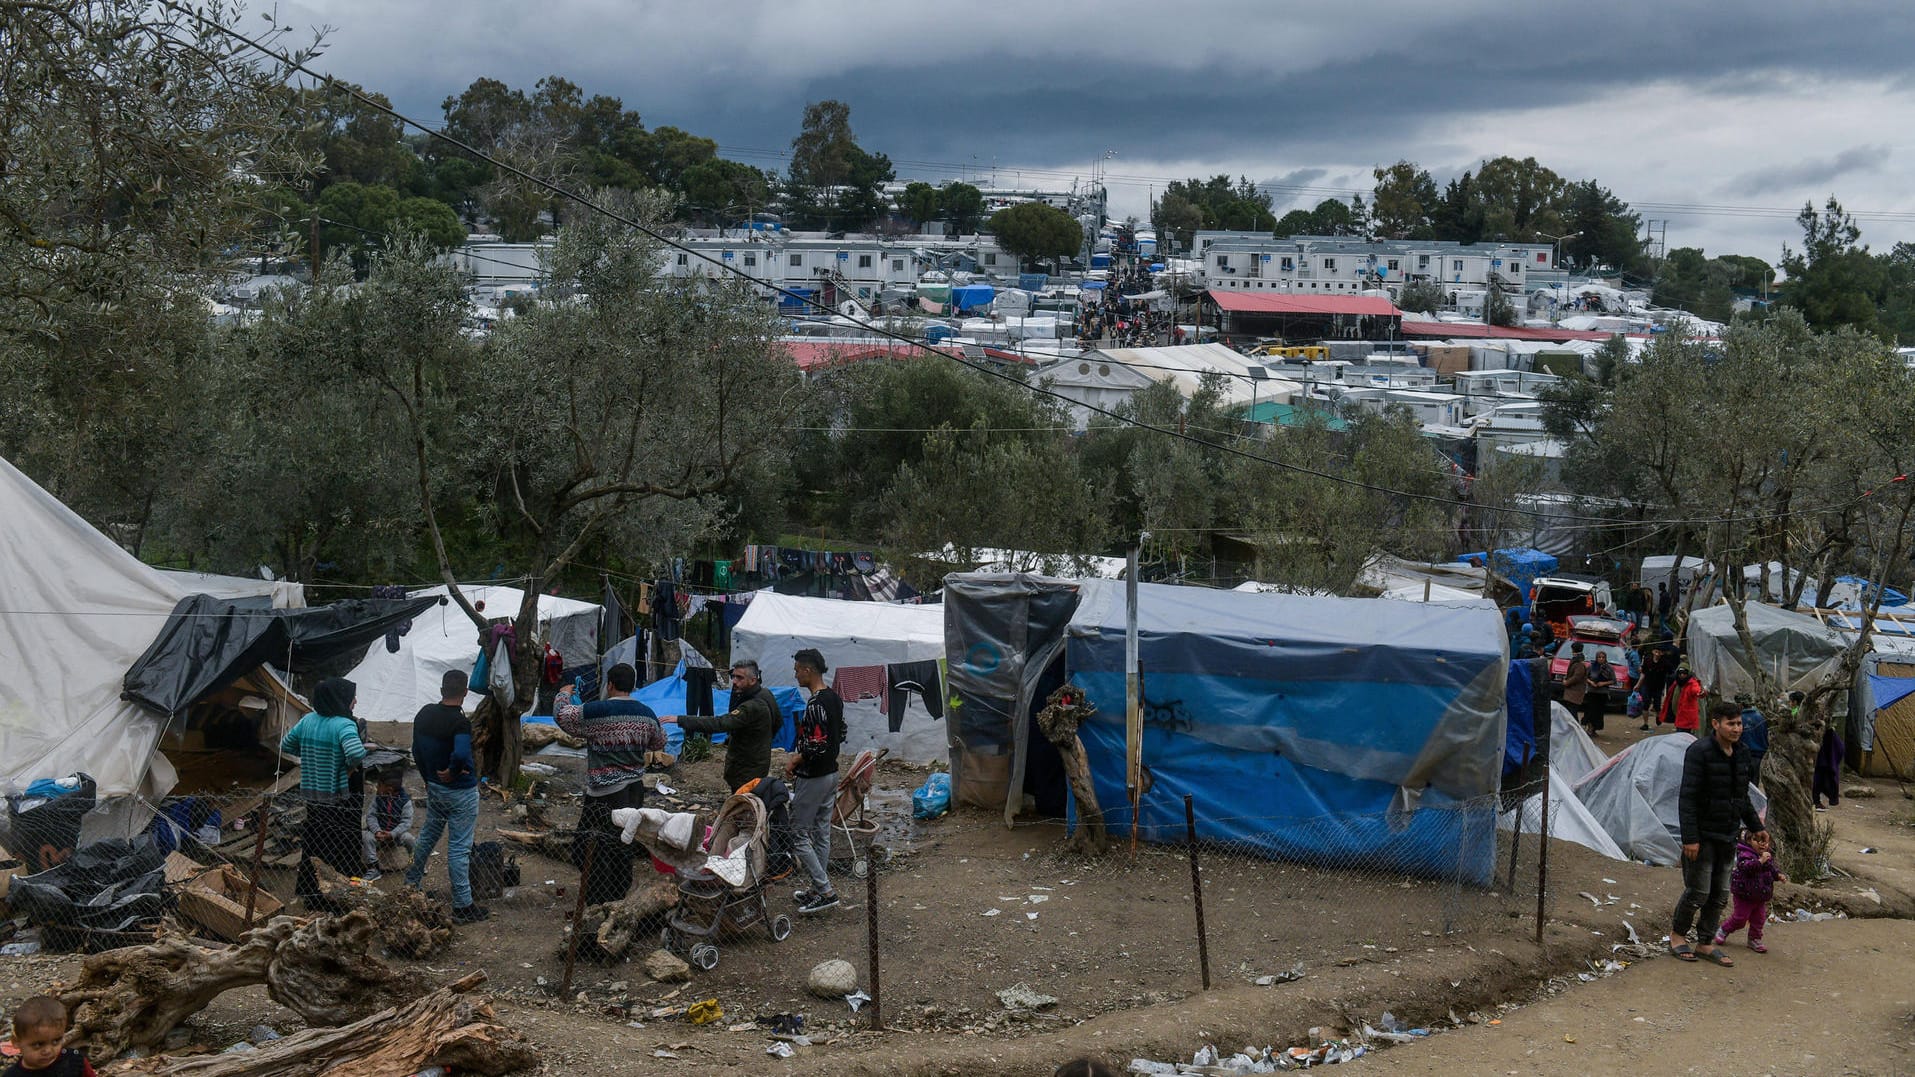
[122,594,444,716]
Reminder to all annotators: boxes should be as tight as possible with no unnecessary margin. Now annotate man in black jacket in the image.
[1670,701,1766,967]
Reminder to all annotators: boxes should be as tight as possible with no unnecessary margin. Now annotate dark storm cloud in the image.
[1721,145,1892,198]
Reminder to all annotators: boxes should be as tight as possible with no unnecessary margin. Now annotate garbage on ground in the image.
[997,983,1059,1011]
[685,999,723,1025]
[519,762,558,776]
[0,940,41,957]
[844,990,871,1013]
[766,1042,794,1058]
[1130,1036,1369,1073]
[912,772,951,819]
[1252,961,1306,986]
[1790,908,1842,922]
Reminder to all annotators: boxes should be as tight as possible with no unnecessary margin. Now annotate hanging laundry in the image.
[372,584,415,652]
[637,581,653,615]
[883,661,944,730]
[832,665,887,703]
[652,579,681,641]
[684,666,717,717]
[852,551,877,574]
[599,577,627,662]
[713,560,733,591]
[742,545,759,573]
[542,644,564,685]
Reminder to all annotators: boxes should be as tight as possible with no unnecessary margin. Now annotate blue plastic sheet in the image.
[1504,660,1537,778]
[634,662,799,755]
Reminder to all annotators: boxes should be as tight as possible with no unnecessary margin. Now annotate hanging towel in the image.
[714,560,733,590]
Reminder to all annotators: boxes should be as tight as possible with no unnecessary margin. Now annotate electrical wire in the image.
[151,2,1915,533]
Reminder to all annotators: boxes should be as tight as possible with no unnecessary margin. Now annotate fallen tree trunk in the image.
[1037,685,1109,856]
[105,971,536,1076]
[575,878,680,962]
[61,911,412,1059]
[309,861,454,958]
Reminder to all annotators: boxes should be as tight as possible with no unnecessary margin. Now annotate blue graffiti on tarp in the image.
[964,641,1002,676]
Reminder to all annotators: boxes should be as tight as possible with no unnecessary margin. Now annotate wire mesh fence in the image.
[0,765,1560,1022]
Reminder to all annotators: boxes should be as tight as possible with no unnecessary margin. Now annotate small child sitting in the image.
[1715,827,1786,953]
[6,995,94,1077]
[361,774,415,880]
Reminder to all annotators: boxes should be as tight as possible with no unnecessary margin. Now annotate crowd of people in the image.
[1075,257,1180,349]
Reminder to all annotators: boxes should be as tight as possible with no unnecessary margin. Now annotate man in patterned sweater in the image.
[556,663,665,902]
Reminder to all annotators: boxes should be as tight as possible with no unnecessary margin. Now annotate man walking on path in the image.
[556,662,666,904]
[787,648,846,914]
[665,660,782,794]
[406,670,487,923]
[1669,701,1766,967]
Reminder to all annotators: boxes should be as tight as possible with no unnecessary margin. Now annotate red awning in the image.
[1207,290,1401,317]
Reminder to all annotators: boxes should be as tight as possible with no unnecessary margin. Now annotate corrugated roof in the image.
[1208,290,1402,317]
[1399,320,1630,342]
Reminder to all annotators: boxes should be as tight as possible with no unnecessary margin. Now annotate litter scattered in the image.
[685,999,723,1025]
[655,782,677,796]
[983,908,1001,917]
[845,990,871,1012]
[766,1042,794,1058]
[1601,878,1618,884]
[1028,894,1051,904]
[1252,962,1307,987]
[1861,847,1878,854]
[0,942,41,957]
[519,762,558,775]
[1026,912,1040,921]
[997,983,1059,1011]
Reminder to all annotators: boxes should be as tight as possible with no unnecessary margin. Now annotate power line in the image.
[152,3,1911,534]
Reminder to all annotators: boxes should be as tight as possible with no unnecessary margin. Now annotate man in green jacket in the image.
[663,660,782,794]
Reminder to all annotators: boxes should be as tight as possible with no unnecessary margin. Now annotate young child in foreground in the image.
[1715,827,1786,953]
[5,996,94,1077]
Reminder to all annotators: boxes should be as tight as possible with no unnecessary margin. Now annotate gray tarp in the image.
[1687,602,1848,702]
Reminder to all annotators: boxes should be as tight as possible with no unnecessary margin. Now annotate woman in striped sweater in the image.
[280,677,368,905]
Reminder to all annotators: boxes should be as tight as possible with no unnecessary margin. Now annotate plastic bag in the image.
[468,650,488,694]
[912,772,951,820]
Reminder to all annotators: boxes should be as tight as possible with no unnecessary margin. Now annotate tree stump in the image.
[60,910,410,1060]
[572,878,680,962]
[1036,685,1109,855]
[105,972,536,1076]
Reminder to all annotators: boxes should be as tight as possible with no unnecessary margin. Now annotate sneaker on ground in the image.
[452,904,490,924]
[798,891,839,914]
[792,888,811,905]
[361,866,382,882]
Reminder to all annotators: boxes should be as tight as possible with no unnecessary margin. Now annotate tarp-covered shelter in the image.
[124,594,441,719]
[156,569,306,609]
[1571,733,1694,865]
[730,592,947,762]
[629,660,801,757]
[0,455,188,801]
[345,585,601,726]
[945,574,1510,880]
[1687,603,1848,701]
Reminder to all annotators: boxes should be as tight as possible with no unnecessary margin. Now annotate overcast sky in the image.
[280,0,1915,264]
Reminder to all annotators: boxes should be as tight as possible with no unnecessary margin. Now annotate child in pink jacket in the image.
[1715,828,1785,952]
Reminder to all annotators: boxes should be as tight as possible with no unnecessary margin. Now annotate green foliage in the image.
[1158,176,1276,235]
[1781,197,1889,339]
[1370,161,1440,239]
[1274,196,1367,238]
[899,182,940,225]
[313,182,467,271]
[938,183,986,232]
[988,202,1085,267]
[1396,279,1448,314]
[1151,192,1205,252]
[680,733,714,764]
[782,101,892,231]
[1485,285,1519,327]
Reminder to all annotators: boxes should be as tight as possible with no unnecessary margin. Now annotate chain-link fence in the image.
[0,764,1561,1044]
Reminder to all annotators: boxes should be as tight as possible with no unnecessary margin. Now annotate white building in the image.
[1196,233,1566,304]
[1035,343,1302,430]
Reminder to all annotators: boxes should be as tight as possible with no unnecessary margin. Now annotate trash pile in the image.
[1128,1012,1467,1073]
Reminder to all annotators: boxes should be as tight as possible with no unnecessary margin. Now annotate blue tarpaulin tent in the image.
[1459,548,1558,616]
[950,284,995,312]
[636,661,800,755]
[1058,580,1507,881]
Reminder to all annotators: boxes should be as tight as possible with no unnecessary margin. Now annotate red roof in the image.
[1207,290,1402,317]
[1399,319,1633,342]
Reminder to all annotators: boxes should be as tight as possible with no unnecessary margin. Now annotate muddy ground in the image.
[4,720,1911,1075]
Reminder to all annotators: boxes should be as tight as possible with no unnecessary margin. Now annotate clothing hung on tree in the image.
[881,660,944,730]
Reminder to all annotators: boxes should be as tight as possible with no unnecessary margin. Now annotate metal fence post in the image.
[561,830,595,996]
[1183,794,1211,990]
[865,858,882,1029]
[1535,757,1550,947]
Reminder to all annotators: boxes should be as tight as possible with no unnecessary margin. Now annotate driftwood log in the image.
[105,971,536,1077]
[573,879,680,962]
[61,911,412,1059]
[520,723,582,753]
[309,861,454,958]
[1037,685,1109,855]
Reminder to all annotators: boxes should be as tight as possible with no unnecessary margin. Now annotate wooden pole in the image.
[864,859,882,1030]
[242,796,272,931]
[561,831,596,996]
[1184,795,1210,990]
[1535,749,1550,947]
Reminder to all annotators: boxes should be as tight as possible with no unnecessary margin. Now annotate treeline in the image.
[1150,157,1649,274]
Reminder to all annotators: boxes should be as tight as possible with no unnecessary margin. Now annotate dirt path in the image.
[1359,918,1915,1076]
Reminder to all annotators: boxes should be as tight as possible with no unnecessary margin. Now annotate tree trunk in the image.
[105,972,536,1077]
[1761,708,1825,879]
[61,911,410,1060]
[574,879,681,962]
[1036,687,1109,856]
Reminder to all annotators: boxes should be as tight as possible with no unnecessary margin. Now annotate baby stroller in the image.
[659,792,792,970]
[829,748,886,879]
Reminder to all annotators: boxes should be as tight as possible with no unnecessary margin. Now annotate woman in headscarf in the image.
[280,677,368,905]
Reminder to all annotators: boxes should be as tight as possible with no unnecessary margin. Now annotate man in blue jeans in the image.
[406,670,487,923]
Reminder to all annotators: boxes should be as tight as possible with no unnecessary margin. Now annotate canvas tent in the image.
[945,574,1509,880]
[344,585,601,727]
[729,592,947,762]
[0,455,190,801]
[1686,603,1848,701]
[156,569,306,609]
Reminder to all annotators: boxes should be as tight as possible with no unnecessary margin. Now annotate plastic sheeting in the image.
[729,591,947,762]
[344,585,601,726]
[1687,603,1847,700]
[1498,767,1627,861]
[1572,733,1693,865]
[1066,580,1508,881]
[157,570,306,608]
[0,454,185,800]
[1548,702,1609,784]
[123,594,442,717]
[943,574,1082,814]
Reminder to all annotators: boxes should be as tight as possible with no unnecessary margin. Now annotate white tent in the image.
[1571,733,1693,865]
[344,584,600,726]
[158,569,306,609]
[729,592,947,762]
[1548,701,1609,784]
[1498,768,1628,861]
[0,455,185,799]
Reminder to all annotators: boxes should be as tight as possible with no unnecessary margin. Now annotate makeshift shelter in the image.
[729,592,947,762]
[344,585,601,727]
[945,574,1510,881]
[1456,548,1557,615]
[1571,733,1693,865]
[1498,768,1627,861]
[1854,650,1915,779]
[0,455,188,801]
[628,661,801,757]
[1547,702,1609,785]
[1686,603,1848,701]
[156,569,306,609]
